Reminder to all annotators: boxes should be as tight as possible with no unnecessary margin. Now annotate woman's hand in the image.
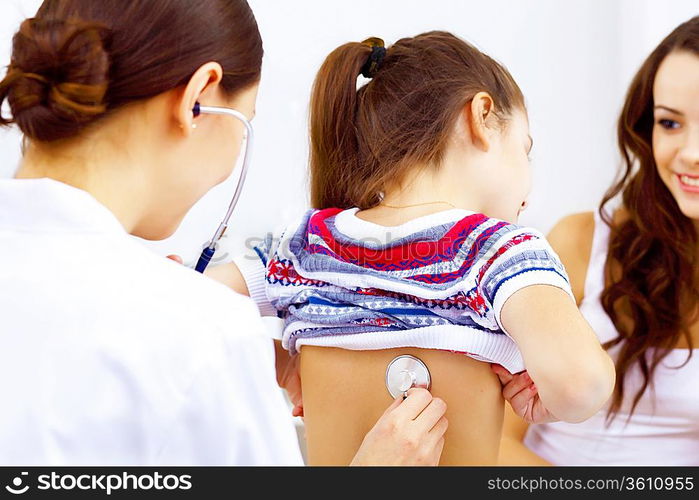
[491,364,559,425]
[350,388,448,466]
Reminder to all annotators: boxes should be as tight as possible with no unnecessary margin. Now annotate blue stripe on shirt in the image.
[490,267,569,301]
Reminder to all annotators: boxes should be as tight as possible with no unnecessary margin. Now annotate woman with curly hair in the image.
[497,15,699,465]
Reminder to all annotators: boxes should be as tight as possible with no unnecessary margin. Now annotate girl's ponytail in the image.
[309,38,384,209]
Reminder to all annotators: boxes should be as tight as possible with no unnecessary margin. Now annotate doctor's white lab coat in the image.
[0,177,303,465]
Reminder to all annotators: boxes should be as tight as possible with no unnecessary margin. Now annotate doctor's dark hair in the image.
[598,16,699,422]
[0,0,262,143]
[309,31,525,209]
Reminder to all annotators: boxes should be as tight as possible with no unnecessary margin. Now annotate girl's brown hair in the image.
[0,0,262,143]
[309,31,525,209]
[599,16,699,420]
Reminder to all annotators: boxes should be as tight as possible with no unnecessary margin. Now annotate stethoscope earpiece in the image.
[193,102,201,118]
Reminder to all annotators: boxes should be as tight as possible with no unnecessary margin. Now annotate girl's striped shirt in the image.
[233,207,575,373]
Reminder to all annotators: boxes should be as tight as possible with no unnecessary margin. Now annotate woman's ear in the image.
[466,91,495,152]
[174,62,224,135]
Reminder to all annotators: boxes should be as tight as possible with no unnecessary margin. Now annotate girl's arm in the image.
[500,284,614,423]
[167,254,251,297]
[208,247,277,318]
[495,212,601,464]
[205,229,281,315]
[499,212,610,424]
[205,262,250,296]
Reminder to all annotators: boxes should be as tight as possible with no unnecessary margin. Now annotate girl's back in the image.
[301,346,503,465]
[298,207,502,465]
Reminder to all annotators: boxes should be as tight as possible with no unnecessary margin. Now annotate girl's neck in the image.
[376,163,486,216]
[354,203,462,227]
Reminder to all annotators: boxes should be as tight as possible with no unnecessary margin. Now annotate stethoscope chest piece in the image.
[385,355,431,399]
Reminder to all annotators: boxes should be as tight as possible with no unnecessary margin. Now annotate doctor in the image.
[0,0,447,465]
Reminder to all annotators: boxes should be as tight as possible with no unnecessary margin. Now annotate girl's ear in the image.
[466,91,495,152]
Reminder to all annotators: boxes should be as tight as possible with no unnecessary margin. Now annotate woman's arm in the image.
[546,212,595,307]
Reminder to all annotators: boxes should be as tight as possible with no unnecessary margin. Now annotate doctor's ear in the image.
[465,92,496,152]
[175,62,223,134]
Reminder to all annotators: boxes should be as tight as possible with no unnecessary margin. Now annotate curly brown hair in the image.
[599,16,699,421]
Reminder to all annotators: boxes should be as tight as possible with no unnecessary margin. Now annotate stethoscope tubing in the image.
[194,105,254,273]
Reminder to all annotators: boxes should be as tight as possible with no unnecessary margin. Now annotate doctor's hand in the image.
[491,364,559,425]
[350,388,448,466]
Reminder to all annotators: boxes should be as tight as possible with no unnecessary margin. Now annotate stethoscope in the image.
[190,101,254,274]
[189,102,432,398]
[385,355,432,399]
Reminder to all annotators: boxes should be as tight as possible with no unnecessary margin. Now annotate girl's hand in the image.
[491,364,559,425]
[277,351,303,417]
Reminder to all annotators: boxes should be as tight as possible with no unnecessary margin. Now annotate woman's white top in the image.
[0,178,302,465]
[524,210,699,465]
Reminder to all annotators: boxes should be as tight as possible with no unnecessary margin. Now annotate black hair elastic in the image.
[360,45,386,79]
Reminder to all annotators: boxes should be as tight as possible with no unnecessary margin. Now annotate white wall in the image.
[1,0,697,265]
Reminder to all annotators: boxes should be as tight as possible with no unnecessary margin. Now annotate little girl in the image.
[211,31,615,465]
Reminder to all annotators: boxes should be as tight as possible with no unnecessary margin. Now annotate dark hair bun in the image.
[0,18,111,142]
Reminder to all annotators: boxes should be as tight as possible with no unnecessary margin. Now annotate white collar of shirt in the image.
[0,177,127,235]
[333,206,476,243]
